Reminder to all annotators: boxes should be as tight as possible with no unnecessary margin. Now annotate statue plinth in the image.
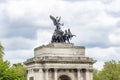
[34,43,85,57]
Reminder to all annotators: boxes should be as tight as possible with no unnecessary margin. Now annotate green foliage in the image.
[93,60,120,80]
[0,62,26,80]
[93,69,99,80]
[0,61,9,80]
[0,43,4,60]
[0,43,26,80]
[11,63,27,80]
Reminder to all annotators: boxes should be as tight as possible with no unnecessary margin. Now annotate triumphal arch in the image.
[24,15,96,80]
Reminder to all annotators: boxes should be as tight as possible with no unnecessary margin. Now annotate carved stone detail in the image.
[33,68,39,72]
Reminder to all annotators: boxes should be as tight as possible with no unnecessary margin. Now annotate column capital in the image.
[33,68,39,72]
[45,68,49,70]
[44,68,49,72]
[89,69,94,72]
[77,68,81,70]
[77,68,82,71]
[85,68,94,72]
[54,68,58,70]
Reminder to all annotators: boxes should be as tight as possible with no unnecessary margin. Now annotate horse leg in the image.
[67,37,70,43]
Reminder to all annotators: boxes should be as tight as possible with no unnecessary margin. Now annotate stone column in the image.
[33,68,40,80]
[86,69,90,80]
[89,69,93,80]
[80,69,84,80]
[77,69,81,80]
[45,69,49,80]
[54,69,58,80]
[39,69,44,80]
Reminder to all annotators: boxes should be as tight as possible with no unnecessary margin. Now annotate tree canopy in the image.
[93,60,120,80]
[0,43,26,80]
[0,43,4,60]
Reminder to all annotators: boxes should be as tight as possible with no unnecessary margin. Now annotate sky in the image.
[0,0,120,70]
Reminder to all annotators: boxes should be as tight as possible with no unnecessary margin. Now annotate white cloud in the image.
[86,47,120,70]
[36,29,52,46]
[4,49,34,64]
[100,0,113,4]
[109,32,120,46]
[86,47,120,61]
[95,11,119,26]
[0,26,7,37]
[105,0,120,17]
[33,19,51,27]
[0,37,36,50]
[106,0,120,11]
[93,62,104,70]
[4,0,61,21]
[5,0,27,21]
[0,4,8,37]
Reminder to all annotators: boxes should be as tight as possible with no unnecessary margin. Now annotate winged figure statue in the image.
[50,15,63,30]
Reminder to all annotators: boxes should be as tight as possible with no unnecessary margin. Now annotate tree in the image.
[0,43,4,60]
[93,60,120,80]
[12,63,26,80]
[0,43,26,80]
[93,69,100,80]
[0,61,10,80]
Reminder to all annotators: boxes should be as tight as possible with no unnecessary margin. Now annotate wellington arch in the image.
[24,15,96,80]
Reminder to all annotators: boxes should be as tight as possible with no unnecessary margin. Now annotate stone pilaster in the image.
[77,69,81,80]
[89,69,93,80]
[40,69,44,80]
[86,69,90,80]
[45,69,49,80]
[54,69,58,80]
[81,69,84,80]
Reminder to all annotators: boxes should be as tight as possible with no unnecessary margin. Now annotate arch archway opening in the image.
[58,75,71,80]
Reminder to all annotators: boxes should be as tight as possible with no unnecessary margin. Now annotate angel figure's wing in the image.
[58,16,61,22]
[50,15,57,25]
[68,28,72,35]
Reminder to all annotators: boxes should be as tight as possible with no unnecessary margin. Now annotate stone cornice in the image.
[24,56,96,65]
[34,43,85,51]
